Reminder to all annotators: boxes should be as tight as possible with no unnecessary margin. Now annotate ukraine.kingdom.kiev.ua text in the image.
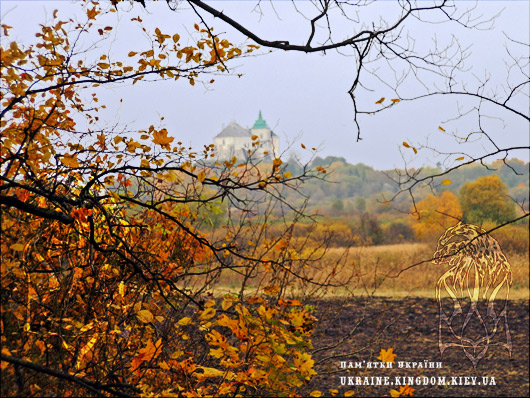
[339,361,496,386]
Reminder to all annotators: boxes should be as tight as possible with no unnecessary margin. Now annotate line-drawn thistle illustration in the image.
[433,223,512,368]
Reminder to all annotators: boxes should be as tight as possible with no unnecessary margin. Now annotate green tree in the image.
[459,175,516,224]
[331,198,344,213]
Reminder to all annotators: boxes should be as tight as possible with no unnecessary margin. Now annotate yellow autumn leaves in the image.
[375,97,401,104]
[402,141,418,155]
[377,347,396,363]
[309,389,354,397]
[137,309,154,323]
[152,128,175,148]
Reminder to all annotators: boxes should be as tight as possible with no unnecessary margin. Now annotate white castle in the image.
[213,111,280,161]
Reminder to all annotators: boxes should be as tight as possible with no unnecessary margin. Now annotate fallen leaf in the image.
[377,348,396,363]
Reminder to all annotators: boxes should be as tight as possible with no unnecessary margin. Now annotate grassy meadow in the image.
[210,242,529,300]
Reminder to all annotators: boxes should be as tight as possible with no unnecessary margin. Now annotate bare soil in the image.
[302,297,529,397]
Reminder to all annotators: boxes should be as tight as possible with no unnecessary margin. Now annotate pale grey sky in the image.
[1,1,528,170]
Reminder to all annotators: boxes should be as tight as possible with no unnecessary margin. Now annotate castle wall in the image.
[213,135,251,160]
[251,128,279,158]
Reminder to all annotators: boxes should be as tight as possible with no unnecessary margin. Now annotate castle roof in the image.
[251,111,278,137]
[252,111,268,129]
[215,122,251,138]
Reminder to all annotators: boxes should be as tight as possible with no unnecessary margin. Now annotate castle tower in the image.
[250,111,279,159]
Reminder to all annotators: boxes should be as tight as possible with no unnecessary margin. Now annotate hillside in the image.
[283,156,528,215]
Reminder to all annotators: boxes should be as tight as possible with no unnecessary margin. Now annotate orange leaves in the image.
[178,317,193,326]
[86,7,99,20]
[402,142,418,155]
[152,128,174,149]
[438,125,446,132]
[376,349,414,397]
[76,336,97,369]
[263,285,280,296]
[390,384,415,397]
[0,6,318,397]
[1,24,12,36]
[10,243,24,252]
[272,158,283,169]
[137,309,154,323]
[411,191,462,241]
[197,170,206,183]
[1,348,12,370]
[131,338,162,375]
[154,27,171,44]
[35,340,46,356]
[71,208,93,228]
[200,297,316,394]
[377,347,396,363]
[221,294,238,311]
[199,307,216,321]
[196,366,234,381]
[375,97,401,105]
[61,153,80,168]
[441,179,452,185]
[15,188,31,203]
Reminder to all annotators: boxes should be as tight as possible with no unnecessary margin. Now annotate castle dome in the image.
[252,111,269,129]
[251,111,278,136]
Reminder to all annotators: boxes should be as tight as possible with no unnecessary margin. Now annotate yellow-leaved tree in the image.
[459,175,516,225]
[0,2,338,396]
[411,191,463,242]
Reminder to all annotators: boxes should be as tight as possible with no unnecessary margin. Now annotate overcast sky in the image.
[1,1,529,170]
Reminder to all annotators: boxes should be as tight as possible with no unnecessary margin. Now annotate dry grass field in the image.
[324,243,529,299]
[211,242,528,299]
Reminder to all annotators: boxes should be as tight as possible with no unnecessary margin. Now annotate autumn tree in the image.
[411,191,463,241]
[459,175,516,225]
[0,3,348,397]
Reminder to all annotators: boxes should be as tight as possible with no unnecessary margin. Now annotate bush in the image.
[489,223,530,254]
[382,221,415,244]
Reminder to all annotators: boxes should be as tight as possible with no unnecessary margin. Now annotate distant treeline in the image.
[284,156,528,212]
